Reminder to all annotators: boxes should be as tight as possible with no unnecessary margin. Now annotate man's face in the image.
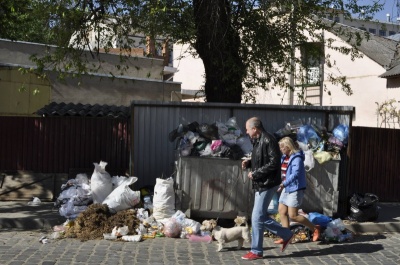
[246,122,257,139]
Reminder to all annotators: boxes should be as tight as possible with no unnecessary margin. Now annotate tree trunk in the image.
[193,0,245,103]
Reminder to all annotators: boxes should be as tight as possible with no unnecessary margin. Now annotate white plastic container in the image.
[103,233,117,240]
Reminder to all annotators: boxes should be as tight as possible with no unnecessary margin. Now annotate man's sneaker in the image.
[241,252,263,260]
[281,234,294,252]
[274,238,284,244]
[313,225,321,242]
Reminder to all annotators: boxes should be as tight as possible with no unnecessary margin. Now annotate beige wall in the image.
[322,31,400,128]
[49,73,181,105]
[0,68,51,116]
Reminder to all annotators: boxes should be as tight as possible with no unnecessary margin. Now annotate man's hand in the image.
[242,159,249,169]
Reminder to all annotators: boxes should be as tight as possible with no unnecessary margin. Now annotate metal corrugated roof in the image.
[330,22,398,68]
[379,63,400,78]
[35,102,130,118]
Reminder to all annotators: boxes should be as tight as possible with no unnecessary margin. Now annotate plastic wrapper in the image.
[163,218,182,238]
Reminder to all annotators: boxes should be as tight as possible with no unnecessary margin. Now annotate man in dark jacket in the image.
[241,117,294,261]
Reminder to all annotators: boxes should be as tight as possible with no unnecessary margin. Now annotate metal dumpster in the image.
[175,155,340,219]
[302,158,341,217]
[174,156,254,219]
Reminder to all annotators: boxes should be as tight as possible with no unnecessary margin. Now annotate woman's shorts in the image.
[279,189,305,208]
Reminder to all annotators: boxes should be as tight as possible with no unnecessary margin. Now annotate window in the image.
[369,28,376,34]
[300,43,323,86]
[379,30,386,36]
[359,27,367,31]
[334,16,340,23]
[389,31,396,36]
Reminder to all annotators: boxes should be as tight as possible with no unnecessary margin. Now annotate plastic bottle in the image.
[143,195,153,212]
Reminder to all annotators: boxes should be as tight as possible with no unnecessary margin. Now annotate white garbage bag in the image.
[90,161,112,204]
[153,177,175,220]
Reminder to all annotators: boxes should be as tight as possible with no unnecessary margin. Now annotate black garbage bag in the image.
[197,123,219,140]
[348,193,379,222]
[168,121,200,142]
[220,144,244,160]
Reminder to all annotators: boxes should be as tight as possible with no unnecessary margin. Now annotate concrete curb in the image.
[1,201,400,233]
[345,222,400,234]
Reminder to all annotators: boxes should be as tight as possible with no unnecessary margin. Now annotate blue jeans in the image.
[251,186,293,256]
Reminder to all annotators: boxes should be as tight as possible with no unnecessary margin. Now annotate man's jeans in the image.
[251,186,293,256]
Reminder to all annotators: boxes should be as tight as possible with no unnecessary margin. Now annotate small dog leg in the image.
[237,238,244,250]
[217,243,223,252]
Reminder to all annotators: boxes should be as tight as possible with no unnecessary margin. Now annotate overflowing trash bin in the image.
[175,156,254,219]
[172,117,349,219]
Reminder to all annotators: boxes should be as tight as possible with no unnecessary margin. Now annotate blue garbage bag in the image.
[297,125,320,149]
[332,124,349,145]
[308,212,332,228]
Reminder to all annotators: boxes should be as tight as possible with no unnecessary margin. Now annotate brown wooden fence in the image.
[347,126,400,202]
[0,116,131,176]
[1,116,399,204]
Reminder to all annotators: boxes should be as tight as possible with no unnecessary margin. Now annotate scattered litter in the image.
[103,233,117,240]
[121,235,142,242]
[53,225,66,232]
[188,234,213,243]
[39,236,49,244]
[51,231,63,239]
[112,225,129,237]
[27,197,41,206]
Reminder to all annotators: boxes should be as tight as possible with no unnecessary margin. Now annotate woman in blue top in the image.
[274,137,320,244]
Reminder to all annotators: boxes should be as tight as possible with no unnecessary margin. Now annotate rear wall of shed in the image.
[131,101,354,189]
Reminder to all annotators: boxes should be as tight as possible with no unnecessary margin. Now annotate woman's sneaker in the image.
[313,225,321,242]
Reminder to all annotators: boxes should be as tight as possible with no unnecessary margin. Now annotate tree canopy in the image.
[0,0,383,103]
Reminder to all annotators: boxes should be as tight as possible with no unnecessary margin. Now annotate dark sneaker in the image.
[281,234,294,252]
[241,252,263,260]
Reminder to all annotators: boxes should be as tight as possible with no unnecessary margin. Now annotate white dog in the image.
[234,216,248,227]
[212,225,251,252]
[200,219,217,232]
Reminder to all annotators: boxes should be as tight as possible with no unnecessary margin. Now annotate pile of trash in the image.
[54,161,140,219]
[52,165,205,242]
[274,210,354,244]
[274,120,349,170]
[169,117,252,160]
[168,116,349,167]
[63,204,140,241]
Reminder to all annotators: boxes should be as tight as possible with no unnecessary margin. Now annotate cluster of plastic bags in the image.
[169,117,252,159]
[287,210,353,243]
[133,177,203,240]
[274,120,349,170]
[55,161,140,218]
[55,174,92,219]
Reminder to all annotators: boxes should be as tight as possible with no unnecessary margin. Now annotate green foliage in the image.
[0,0,384,103]
[0,0,56,44]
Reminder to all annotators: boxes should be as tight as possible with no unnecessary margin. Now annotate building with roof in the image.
[0,38,182,117]
[173,19,400,128]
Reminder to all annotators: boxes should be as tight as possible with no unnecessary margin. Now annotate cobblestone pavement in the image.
[1,230,400,265]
